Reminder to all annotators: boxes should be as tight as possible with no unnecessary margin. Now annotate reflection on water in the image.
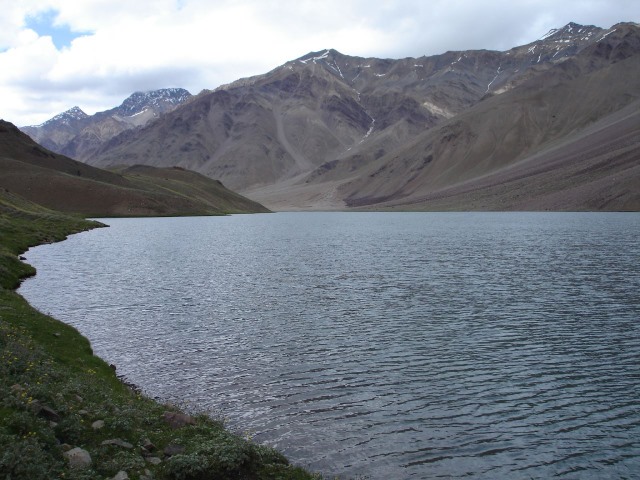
[20,212,640,479]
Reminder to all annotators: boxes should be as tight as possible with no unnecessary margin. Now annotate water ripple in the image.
[19,212,640,479]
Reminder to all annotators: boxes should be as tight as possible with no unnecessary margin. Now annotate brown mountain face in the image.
[31,22,640,210]
[336,24,640,208]
[0,120,269,216]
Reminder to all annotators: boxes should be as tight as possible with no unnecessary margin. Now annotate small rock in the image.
[146,456,162,465]
[163,444,185,457]
[110,471,129,480]
[77,409,89,416]
[162,411,196,429]
[91,420,105,430]
[60,443,72,452]
[63,447,92,469]
[49,421,58,428]
[101,438,134,449]
[141,438,156,452]
[10,384,24,393]
[75,395,83,402]
[30,401,60,422]
[140,469,154,480]
[53,332,61,338]
[39,405,61,422]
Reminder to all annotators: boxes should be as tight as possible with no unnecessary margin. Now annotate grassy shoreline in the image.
[0,192,317,479]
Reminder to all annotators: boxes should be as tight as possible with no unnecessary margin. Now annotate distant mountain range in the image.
[21,22,640,211]
[21,88,192,161]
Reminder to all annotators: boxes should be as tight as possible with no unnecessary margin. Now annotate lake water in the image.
[19,212,640,479]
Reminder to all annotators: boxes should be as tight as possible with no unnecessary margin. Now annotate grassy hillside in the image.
[0,120,269,216]
[0,190,316,479]
[115,165,269,215]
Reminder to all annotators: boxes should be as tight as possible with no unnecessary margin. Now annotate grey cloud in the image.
[4,0,637,126]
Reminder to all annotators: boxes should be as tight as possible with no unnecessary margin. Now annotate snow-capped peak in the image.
[117,88,192,116]
[37,106,88,127]
[517,22,605,64]
[538,22,600,44]
[296,49,347,65]
[299,49,332,64]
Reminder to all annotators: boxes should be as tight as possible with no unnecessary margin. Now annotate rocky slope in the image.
[25,22,640,210]
[1,120,269,216]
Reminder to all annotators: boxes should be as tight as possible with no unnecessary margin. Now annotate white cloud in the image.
[0,0,636,126]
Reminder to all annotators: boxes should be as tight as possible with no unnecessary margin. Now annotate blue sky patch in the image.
[25,9,89,49]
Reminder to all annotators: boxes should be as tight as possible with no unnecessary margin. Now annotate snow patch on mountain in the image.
[299,50,331,64]
[359,117,375,144]
[539,28,558,41]
[598,29,616,41]
[128,108,148,118]
[486,66,501,93]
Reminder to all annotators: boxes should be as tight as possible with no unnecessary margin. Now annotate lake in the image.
[19,212,640,479]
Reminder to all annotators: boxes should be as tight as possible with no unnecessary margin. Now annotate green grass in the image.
[0,190,319,480]
[0,190,100,290]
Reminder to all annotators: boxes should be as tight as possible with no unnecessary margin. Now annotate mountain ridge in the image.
[21,88,193,161]
[20,22,640,210]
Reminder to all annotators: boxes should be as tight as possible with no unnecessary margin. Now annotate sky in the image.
[1,0,637,126]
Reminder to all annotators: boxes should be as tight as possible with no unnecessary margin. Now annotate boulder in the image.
[10,384,24,394]
[91,420,105,430]
[163,444,185,457]
[101,438,134,449]
[141,438,156,451]
[140,468,155,479]
[63,447,92,469]
[33,403,60,422]
[162,411,196,429]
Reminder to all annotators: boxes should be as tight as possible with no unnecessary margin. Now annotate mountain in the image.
[340,41,640,211]
[27,22,640,210]
[21,88,192,161]
[0,120,269,216]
